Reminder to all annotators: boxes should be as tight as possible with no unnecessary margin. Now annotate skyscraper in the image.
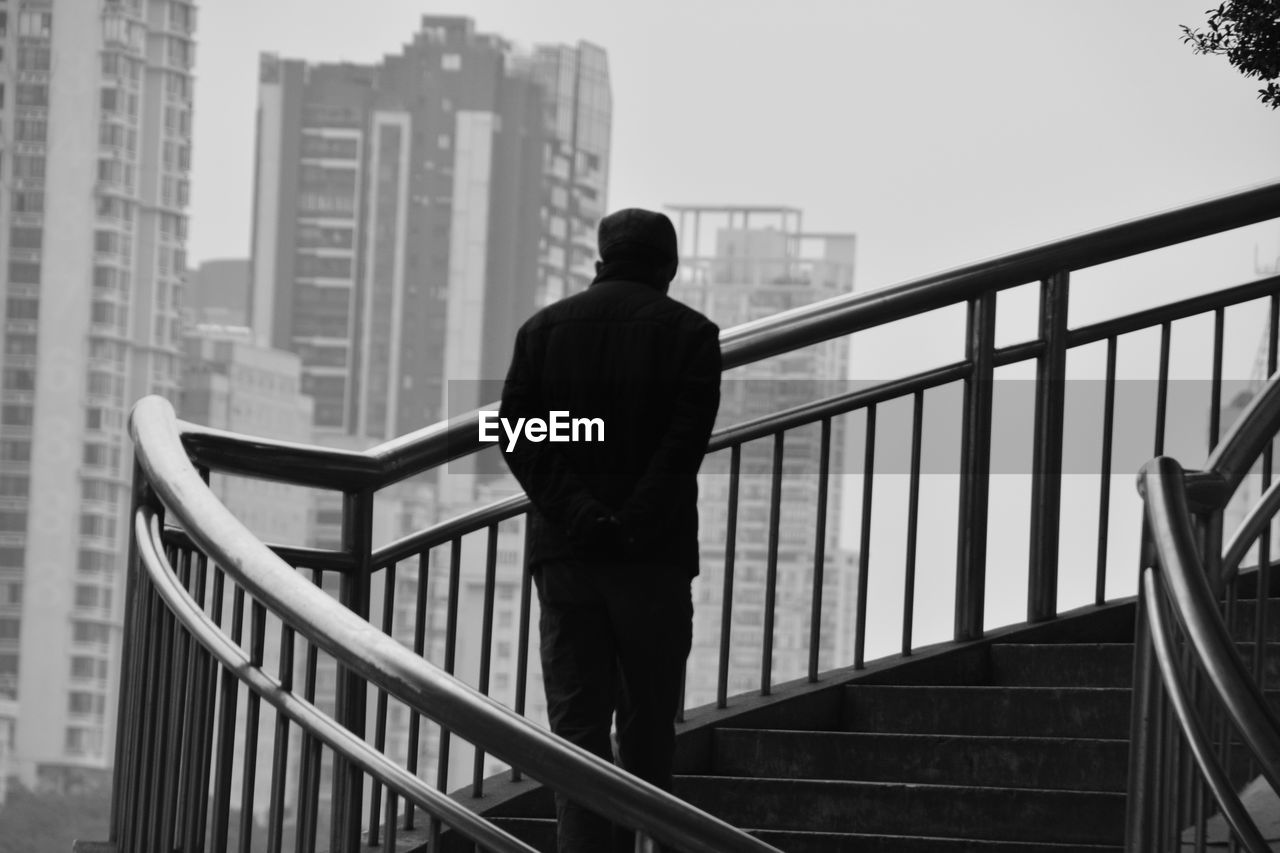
[667,206,860,705]
[250,16,610,449]
[0,0,195,790]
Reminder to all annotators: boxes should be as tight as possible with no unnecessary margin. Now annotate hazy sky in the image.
[191,0,1279,292]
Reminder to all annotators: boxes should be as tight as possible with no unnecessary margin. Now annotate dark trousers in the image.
[534,558,693,853]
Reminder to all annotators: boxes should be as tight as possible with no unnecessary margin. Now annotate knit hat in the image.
[597,208,678,263]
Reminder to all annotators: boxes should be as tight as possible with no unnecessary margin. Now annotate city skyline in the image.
[188,2,1279,319]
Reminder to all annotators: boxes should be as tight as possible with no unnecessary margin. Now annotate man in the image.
[499,208,721,852]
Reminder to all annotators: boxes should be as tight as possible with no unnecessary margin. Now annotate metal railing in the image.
[110,180,1280,852]
[1130,371,1280,851]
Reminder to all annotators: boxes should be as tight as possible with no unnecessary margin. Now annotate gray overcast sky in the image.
[190,0,1279,294]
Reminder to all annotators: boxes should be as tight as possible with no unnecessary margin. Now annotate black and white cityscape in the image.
[0,1,1277,850]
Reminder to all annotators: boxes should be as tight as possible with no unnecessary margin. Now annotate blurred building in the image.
[188,258,251,328]
[249,15,610,450]
[180,327,314,542]
[667,207,860,705]
[179,326,315,824]
[0,0,194,791]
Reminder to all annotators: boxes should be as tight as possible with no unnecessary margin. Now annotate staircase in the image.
[107,183,1280,853]
[430,590,1280,852]
[429,605,1132,851]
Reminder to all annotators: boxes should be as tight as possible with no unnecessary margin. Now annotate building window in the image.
[65,726,104,756]
[0,442,29,463]
[15,83,48,107]
[18,11,52,39]
[0,581,21,606]
[74,585,110,611]
[441,53,461,71]
[19,45,51,72]
[13,115,46,142]
[3,368,35,391]
[78,550,115,575]
[13,155,46,181]
[0,617,19,641]
[70,657,108,681]
[0,405,33,427]
[7,262,40,284]
[299,135,357,159]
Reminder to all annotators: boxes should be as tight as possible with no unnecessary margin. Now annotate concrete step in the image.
[752,829,1124,852]
[480,818,1126,852]
[676,776,1126,845]
[1224,598,1280,639]
[987,643,1133,687]
[712,729,1129,792]
[841,685,1133,738]
[986,641,1280,687]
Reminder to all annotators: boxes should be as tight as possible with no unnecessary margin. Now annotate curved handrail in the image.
[1222,478,1280,584]
[169,180,1280,491]
[130,395,781,853]
[1206,371,1280,497]
[133,507,538,853]
[1138,456,1280,793]
[1140,568,1271,852]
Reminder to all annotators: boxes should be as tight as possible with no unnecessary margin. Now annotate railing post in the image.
[1125,580,1157,852]
[331,489,375,853]
[109,459,154,849]
[955,292,996,641]
[1028,271,1069,622]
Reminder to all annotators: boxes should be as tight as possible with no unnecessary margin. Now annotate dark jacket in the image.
[499,275,721,576]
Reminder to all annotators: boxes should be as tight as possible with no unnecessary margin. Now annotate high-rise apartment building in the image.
[0,0,194,791]
[667,207,860,706]
[250,16,610,449]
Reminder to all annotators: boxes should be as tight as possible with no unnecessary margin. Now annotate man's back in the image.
[500,276,721,574]
[497,207,720,853]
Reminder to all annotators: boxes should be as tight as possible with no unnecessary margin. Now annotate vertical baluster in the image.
[511,525,534,783]
[382,788,398,853]
[210,580,243,853]
[174,547,197,845]
[239,599,267,853]
[159,546,192,851]
[405,553,431,826]
[902,393,924,656]
[142,561,169,851]
[855,406,877,669]
[267,623,296,853]
[808,418,832,681]
[761,432,784,695]
[717,445,741,709]
[369,562,398,846]
[473,524,500,795]
[1124,576,1155,852]
[1096,336,1117,605]
[1154,321,1171,457]
[955,292,996,640]
[331,490,374,853]
[1209,308,1225,450]
[430,537,463,850]
[1256,294,1278,688]
[296,569,324,853]
[1153,654,1168,853]
[1029,272,1069,622]
[111,465,151,849]
[127,549,160,851]
[181,550,215,853]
